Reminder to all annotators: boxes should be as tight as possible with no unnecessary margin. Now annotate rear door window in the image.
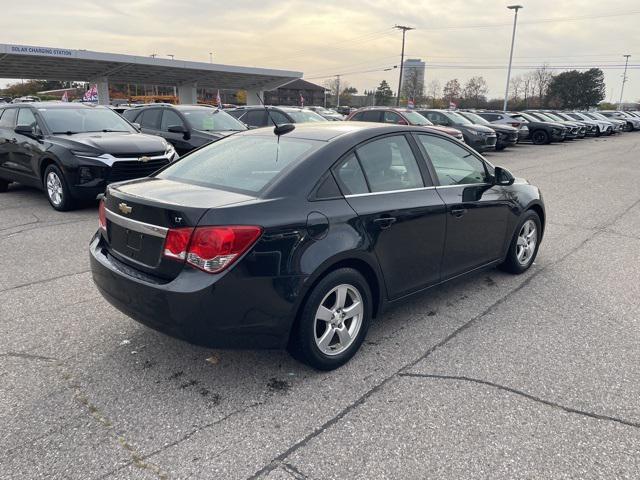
[334,153,369,195]
[355,135,424,193]
[383,111,403,124]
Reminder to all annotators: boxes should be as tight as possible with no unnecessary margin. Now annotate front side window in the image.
[157,134,321,194]
[268,110,290,125]
[17,108,37,127]
[243,110,268,127]
[383,111,402,124]
[160,110,185,132]
[417,134,488,186]
[0,108,18,128]
[356,135,424,193]
[403,111,432,126]
[38,107,135,134]
[285,110,327,123]
[359,111,381,122]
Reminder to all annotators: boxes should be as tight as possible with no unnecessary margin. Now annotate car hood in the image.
[430,125,463,136]
[462,124,496,134]
[50,131,167,155]
[488,124,518,133]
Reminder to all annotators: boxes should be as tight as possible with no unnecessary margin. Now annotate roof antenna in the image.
[255,92,295,136]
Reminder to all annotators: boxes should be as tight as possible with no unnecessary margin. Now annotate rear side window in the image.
[243,110,268,127]
[356,135,424,193]
[334,153,369,195]
[269,110,290,125]
[157,135,321,194]
[0,108,17,128]
[140,109,162,129]
[122,109,139,121]
[383,111,403,124]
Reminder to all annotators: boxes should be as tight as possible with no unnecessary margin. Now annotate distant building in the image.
[401,58,426,100]
[264,78,326,106]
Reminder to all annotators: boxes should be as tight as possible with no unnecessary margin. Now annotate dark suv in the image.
[124,104,246,155]
[346,107,465,142]
[227,106,327,128]
[417,109,497,153]
[0,103,175,210]
[510,112,567,144]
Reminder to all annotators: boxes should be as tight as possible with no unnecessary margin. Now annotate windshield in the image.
[567,113,586,121]
[458,112,491,126]
[529,112,555,122]
[181,109,246,131]
[38,107,135,134]
[516,112,540,123]
[543,112,564,122]
[403,111,433,126]
[554,113,572,121]
[589,112,608,120]
[285,110,328,123]
[157,134,322,194]
[443,111,473,126]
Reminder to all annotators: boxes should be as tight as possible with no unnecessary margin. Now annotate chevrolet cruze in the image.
[91,122,545,370]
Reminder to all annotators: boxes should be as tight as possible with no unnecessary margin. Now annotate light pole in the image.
[503,5,523,111]
[394,25,414,106]
[336,75,341,108]
[618,54,631,110]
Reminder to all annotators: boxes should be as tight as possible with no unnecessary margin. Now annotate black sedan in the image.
[417,109,498,153]
[90,122,545,370]
[123,104,247,156]
[457,111,519,150]
[0,103,176,210]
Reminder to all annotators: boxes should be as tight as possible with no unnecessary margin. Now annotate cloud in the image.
[1,0,639,101]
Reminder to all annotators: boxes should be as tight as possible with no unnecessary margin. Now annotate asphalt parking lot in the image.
[2,133,640,479]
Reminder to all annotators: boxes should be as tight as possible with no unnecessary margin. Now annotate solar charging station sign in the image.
[9,45,73,57]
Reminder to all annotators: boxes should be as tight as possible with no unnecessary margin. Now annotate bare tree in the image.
[533,64,554,107]
[510,75,523,101]
[462,76,489,107]
[426,79,441,106]
[402,69,425,105]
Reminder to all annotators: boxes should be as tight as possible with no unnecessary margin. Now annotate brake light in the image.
[510,122,520,127]
[164,227,194,260]
[163,226,262,273]
[98,200,107,232]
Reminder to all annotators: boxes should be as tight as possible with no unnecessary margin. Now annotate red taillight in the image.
[163,226,262,273]
[98,200,107,232]
[510,122,520,128]
[163,227,194,260]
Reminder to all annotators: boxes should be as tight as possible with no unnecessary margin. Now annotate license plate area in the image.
[108,222,165,267]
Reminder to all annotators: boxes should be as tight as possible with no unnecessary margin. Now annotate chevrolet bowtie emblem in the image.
[118,202,132,215]
[139,156,150,163]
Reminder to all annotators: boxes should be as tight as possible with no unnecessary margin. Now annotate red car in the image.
[347,107,464,141]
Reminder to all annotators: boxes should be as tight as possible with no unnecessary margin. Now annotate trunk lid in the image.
[102,177,256,279]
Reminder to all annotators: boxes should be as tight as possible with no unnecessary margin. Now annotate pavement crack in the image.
[282,462,312,479]
[246,200,619,480]
[58,366,170,480]
[0,351,58,362]
[399,373,640,429]
[0,269,91,294]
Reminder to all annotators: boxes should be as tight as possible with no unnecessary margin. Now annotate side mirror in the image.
[168,125,191,140]
[132,122,141,131]
[15,124,35,136]
[493,166,515,186]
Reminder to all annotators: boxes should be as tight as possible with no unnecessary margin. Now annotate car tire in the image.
[495,144,507,151]
[288,268,372,370]
[499,210,542,275]
[531,130,550,145]
[44,164,75,211]
[0,178,9,193]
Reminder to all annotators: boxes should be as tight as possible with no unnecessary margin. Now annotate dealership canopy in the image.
[0,43,302,104]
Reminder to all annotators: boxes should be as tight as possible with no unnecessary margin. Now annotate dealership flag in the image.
[449,101,457,109]
[407,99,414,109]
[216,89,222,108]
[61,91,68,102]
[300,93,304,107]
[83,85,98,102]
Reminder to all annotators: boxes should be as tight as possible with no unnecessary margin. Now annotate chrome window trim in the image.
[436,182,491,189]
[344,186,436,198]
[105,208,168,238]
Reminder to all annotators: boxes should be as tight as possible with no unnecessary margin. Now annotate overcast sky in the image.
[2,0,639,102]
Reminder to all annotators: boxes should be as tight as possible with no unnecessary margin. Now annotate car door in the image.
[415,133,511,279]
[334,133,447,299]
[160,109,192,155]
[12,107,45,178]
[0,108,19,174]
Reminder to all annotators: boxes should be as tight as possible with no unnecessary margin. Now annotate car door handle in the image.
[451,208,467,218]
[373,217,397,229]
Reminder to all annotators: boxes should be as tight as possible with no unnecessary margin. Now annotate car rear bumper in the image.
[89,233,305,349]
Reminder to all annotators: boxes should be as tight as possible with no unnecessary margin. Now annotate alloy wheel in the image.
[313,284,363,356]
[516,219,537,266]
[46,171,64,206]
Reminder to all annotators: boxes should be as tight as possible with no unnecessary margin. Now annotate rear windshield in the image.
[181,109,247,131]
[157,134,322,194]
